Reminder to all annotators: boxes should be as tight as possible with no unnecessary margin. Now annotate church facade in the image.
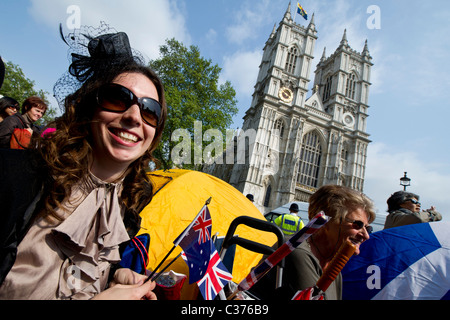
[203,4,373,213]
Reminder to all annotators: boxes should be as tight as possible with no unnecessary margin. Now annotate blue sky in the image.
[1,0,449,219]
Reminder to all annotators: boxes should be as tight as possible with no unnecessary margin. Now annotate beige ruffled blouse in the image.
[0,173,130,300]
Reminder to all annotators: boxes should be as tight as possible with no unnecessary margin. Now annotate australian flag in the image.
[175,205,212,284]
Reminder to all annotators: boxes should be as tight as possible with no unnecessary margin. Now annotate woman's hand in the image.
[93,268,157,300]
[110,268,148,286]
[93,279,157,300]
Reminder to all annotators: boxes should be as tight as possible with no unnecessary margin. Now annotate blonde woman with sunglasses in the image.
[279,185,375,300]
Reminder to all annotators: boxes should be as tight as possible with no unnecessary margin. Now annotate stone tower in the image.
[204,4,373,213]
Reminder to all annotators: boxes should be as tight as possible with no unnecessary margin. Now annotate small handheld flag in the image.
[173,197,212,247]
[146,197,212,282]
[183,241,233,300]
[178,204,213,283]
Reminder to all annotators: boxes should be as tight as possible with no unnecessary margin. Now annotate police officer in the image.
[274,203,305,235]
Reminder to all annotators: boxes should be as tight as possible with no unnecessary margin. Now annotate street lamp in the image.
[400,172,411,191]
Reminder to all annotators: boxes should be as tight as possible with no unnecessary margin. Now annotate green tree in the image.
[0,60,57,126]
[150,38,238,170]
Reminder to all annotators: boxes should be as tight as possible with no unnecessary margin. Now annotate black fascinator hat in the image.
[69,32,134,82]
[54,22,145,110]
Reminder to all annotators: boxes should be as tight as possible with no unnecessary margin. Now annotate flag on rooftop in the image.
[297,3,308,20]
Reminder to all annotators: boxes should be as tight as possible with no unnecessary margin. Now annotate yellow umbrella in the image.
[138,169,277,299]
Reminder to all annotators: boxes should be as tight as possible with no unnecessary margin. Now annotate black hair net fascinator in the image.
[69,32,133,82]
[53,22,145,110]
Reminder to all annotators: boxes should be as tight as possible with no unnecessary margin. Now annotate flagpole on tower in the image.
[293,1,297,25]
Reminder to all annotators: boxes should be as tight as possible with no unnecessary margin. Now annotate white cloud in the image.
[28,0,190,60]
[364,39,388,94]
[225,0,272,45]
[205,28,217,45]
[364,142,450,221]
[221,50,262,98]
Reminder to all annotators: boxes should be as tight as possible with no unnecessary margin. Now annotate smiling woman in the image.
[0,26,167,300]
[280,185,375,300]
[90,73,161,181]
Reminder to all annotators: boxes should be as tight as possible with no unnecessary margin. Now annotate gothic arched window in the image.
[323,75,332,101]
[274,118,285,138]
[285,47,298,74]
[345,73,356,100]
[340,144,349,173]
[264,184,272,207]
[297,131,322,188]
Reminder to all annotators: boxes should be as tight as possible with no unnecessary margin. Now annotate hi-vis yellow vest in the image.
[275,214,304,235]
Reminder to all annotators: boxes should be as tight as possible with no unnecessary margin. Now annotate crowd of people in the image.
[0,27,444,301]
[0,96,48,149]
[0,55,49,149]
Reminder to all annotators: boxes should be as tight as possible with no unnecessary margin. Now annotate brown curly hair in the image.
[33,61,166,228]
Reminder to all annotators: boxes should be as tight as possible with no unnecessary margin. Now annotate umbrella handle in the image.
[316,240,356,292]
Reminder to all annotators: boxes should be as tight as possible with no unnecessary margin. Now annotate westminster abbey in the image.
[204,3,373,213]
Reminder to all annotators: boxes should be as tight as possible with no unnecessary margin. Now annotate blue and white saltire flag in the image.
[342,222,450,300]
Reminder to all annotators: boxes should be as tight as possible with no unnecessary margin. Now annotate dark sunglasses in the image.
[406,199,421,206]
[96,83,162,128]
[344,217,373,234]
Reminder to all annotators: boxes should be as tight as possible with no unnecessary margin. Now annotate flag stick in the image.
[145,246,176,282]
[151,252,182,282]
[145,197,212,282]
[227,289,239,300]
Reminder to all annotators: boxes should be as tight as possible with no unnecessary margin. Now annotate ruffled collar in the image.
[51,172,130,298]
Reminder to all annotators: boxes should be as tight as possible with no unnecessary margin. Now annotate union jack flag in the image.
[196,243,233,300]
[193,207,212,244]
[176,205,212,283]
